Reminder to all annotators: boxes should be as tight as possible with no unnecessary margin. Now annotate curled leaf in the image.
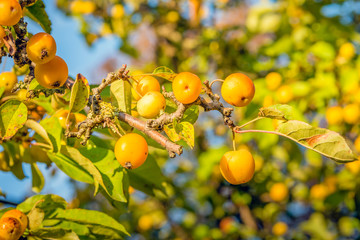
[277,120,357,163]
[68,73,90,113]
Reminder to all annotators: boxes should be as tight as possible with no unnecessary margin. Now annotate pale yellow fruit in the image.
[137,91,166,119]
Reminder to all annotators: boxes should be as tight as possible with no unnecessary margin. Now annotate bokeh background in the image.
[2,0,360,239]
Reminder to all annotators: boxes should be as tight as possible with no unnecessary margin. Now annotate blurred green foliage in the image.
[1,0,360,239]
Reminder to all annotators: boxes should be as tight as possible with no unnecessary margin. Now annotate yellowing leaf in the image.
[0,100,28,140]
[277,120,357,163]
[69,73,90,113]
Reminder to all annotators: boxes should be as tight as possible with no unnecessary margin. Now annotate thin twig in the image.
[195,80,235,128]
[237,117,264,129]
[209,79,224,88]
[0,199,18,206]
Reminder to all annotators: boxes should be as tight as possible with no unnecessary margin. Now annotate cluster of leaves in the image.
[0,194,129,239]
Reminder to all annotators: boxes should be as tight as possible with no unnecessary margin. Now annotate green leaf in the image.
[176,121,195,148]
[60,146,104,193]
[40,117,62,152]
[28,78,45,91]
[165,102,199,124]
[47,152,94,184]
[258,104,294,120]
[182,105,199,124]
[78,147,128,203]
[150,66,177,81]
[3,141,26,180]
[309,41,335,60]
[0,100,27,140]
[25,0,52,33]
[127,155,167,196]
[17,195,67,215]
[54,209,129,237]
[164,124,181,142]
[0,188,5,198]
[27,200,45,230]
[68,74,90,113]
[276,120,357,162]
[10,160,26,179]
[31,163,45,193]
[0,87,4,98]
[164,121,195,148]
[43,221,90,238]
[30,228,79,240]
[25,119,53,150]
[110,80,132,114]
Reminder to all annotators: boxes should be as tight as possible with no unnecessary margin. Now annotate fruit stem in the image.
[233,128,332,159]
[209,79,224,88]
[236,117,264,130]
[232,130,236,151]
[128,77,143,98]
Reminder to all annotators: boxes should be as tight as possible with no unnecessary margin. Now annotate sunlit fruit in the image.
[219,149,255,184]
[269,182,288,202]
[54,109,76,129]
[70,0,96,15]
[339,42,356,60]
[263,95,274,108]
[265,72,282,91]
[345,158,360,175]
[0,26,5,47]
[132,75,160,101]
[326,106,343,125]
[17,89,27,101]
[272,222,288,236]
[221,73,255,107]
[276,85,293,104]
[1,210,28,234]
[35,56,68,89]
[310,184,328,200]
[0,72,17,92]
[114,133,148,169]
[0,26,5,39]
[111,4,124,18]
[26,32,57,64]
[219,217,236,234]
[172,72,202,104]
[0,0,22,26]
[138,214,153,231]
[74,113,87,123]
[343,104,360,124]
[137,91,166,119]
[354,136,360,153]
[0,217,23,240]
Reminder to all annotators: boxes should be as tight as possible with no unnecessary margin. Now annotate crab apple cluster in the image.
[115,70,256,186]
[219,73,256,185]
[27,33,69,89]
[0,1,68,90]
[0,209,28,240]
